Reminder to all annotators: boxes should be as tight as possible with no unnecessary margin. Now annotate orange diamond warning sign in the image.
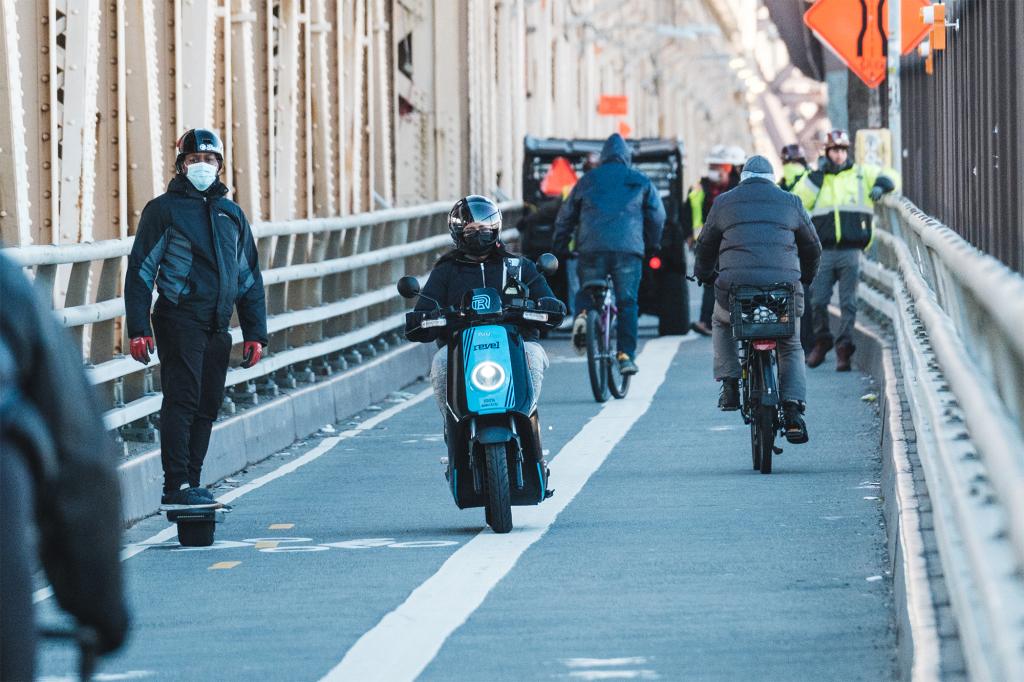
[804,0,932,89]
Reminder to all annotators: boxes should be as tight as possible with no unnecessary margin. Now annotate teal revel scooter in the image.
[398,255,563,532]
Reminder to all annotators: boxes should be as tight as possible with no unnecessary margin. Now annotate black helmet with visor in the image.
[448,195,502,256]
[175,128,224,173]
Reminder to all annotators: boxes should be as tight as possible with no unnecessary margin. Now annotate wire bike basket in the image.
[729,283,796,340]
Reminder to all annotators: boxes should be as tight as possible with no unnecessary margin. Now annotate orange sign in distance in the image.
[597,95,628,116]
[539,156,579,197]
[804,0,932,89]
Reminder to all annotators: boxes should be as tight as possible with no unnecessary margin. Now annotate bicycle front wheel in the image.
[607,312,630,399]
[586,309,610,402]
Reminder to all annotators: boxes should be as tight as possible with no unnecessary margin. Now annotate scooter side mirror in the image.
[537,253,559,278]
[397,276,421,299]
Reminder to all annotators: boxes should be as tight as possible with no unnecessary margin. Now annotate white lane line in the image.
[322,335,688,682]
[33,388,432,604]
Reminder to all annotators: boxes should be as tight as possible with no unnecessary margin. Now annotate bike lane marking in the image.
[32,388,433,604]
[321,335,690,682]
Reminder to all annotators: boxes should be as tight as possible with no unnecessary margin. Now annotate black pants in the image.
[153,316,231,493]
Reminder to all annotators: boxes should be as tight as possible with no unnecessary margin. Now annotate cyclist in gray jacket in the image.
[694,155,821,443]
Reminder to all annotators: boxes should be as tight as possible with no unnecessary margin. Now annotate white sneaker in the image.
[571,313,587,356]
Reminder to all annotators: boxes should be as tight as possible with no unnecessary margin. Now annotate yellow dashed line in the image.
[268,523,294,530]
[209,561,241,570]
[254,541,280,549]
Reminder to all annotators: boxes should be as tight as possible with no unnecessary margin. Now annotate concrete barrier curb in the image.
[825,307,945,680]
[117,342,435,524]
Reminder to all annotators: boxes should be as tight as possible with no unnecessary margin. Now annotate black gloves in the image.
[537,296,567,315]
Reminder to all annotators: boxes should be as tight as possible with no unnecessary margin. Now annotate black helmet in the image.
[175,128,224,173]
[448,195,502,256]
[780,143,806,164]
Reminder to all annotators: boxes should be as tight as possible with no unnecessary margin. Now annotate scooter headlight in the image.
[470,361,505,391]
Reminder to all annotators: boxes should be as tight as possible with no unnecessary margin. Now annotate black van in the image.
[519,136,690,335]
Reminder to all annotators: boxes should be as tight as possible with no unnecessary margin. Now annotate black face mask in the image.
[461,229,497,255]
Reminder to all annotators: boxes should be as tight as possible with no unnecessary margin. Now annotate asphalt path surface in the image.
[37,317,895,681]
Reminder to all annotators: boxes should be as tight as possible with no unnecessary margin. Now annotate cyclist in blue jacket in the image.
[553,133,665,375]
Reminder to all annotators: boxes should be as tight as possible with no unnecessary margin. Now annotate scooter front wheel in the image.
[484,443,513,533]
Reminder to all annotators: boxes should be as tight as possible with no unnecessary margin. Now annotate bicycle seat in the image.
[580,278,609,292]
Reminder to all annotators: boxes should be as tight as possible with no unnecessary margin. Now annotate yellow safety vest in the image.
[780,163,808,192]
[688,187,706,238]
[794,163,900,248]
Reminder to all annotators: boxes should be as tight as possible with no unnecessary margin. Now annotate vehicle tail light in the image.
[648,256,662,270]
[752,340,777,351]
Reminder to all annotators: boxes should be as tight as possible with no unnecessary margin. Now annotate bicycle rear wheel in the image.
[757,404,775,474]
[753,350,779,475]
[586,309,610,402]
[607,312,630,399]
[749,407,761,470]
[744,359,761,470]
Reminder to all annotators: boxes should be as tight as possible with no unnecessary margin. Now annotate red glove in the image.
[129,336,155,365]
[241,341,263,368]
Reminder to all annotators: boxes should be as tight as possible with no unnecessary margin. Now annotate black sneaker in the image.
[161,486,219,509]
[718,378,740,411]
[194,487,215,501]
[782,401,809,444]
[617,352,638,376]
[690,321,712,337]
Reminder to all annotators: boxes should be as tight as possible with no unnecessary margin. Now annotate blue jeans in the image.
[574,252,642,359]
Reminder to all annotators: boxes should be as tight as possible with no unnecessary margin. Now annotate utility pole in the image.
[887,0,902,174]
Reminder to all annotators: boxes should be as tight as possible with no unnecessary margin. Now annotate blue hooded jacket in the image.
[553,133,666,258]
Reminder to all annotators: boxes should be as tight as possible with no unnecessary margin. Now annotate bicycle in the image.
[729,283,796,474]
[580,275,630,402]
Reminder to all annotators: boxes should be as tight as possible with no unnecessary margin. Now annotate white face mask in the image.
[707,168,724,184]
[186,162,218,191]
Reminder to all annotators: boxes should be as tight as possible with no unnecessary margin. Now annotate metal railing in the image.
[863,196,1024,679]
[4,201,523,436]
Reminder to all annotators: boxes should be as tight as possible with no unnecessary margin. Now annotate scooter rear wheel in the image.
[484,443,513,533]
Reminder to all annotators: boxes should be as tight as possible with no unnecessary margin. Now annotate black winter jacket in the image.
[0,252,129,656]
[405,247,555,345]
[553,134,666,257]
[694,177,821,309]
[125,176,268,343]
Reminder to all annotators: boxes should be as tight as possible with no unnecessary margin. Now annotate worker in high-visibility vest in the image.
[793,129,900,371]
[683,144,745,336]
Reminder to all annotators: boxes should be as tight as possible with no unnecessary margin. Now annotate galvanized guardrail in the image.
[4,201,522,437]
[863,196,1024,679]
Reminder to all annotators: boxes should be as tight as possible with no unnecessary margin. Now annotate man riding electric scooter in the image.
[402,195,564,532]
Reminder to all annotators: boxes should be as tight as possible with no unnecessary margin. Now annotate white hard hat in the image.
[704,144,731,166]
[725,145,747,165]
[705,144,746,166]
